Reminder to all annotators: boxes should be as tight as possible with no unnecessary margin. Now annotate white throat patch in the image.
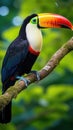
[26,23,43,52]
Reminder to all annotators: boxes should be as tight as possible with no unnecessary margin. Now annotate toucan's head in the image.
[19,13,73,52]
[20,13,73,37]
[30,13,73,30]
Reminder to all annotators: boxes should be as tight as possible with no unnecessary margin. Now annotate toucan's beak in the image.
[38,13,73,30]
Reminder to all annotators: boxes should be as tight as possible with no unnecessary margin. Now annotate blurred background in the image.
[0,0,73,129]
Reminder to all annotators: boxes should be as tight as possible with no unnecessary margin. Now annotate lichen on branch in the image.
[0,37,73,110]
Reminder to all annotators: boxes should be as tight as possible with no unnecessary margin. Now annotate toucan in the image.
[0,13,72,123]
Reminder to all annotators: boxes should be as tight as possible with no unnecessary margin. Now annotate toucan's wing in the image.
[1,37,29,82]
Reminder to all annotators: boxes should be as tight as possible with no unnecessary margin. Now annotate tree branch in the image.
[0,37,73,110]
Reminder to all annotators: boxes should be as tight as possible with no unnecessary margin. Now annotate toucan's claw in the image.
[16,76,30,87]
[30,71,40,81]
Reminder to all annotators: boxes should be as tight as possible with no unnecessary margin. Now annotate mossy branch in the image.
[0,37,73,110]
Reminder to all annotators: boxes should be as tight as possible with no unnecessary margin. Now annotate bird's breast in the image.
[26,23,43,52]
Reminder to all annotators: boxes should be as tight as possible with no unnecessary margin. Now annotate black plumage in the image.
[0,14,38,123]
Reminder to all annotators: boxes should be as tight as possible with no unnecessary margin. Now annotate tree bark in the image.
[0,37,73,110]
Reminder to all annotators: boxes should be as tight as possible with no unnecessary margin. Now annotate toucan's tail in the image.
[0,101,12,123]
[0,84,12,123]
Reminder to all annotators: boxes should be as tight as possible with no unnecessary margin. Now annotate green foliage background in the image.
[0,0,73,129]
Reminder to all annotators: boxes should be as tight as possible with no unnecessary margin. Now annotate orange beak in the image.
[38,13,73,30]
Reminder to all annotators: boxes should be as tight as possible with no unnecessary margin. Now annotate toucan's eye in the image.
[30,17,37,24]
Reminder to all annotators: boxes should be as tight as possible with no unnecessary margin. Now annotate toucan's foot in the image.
[16,76,30,87]
[30,71,40,81]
